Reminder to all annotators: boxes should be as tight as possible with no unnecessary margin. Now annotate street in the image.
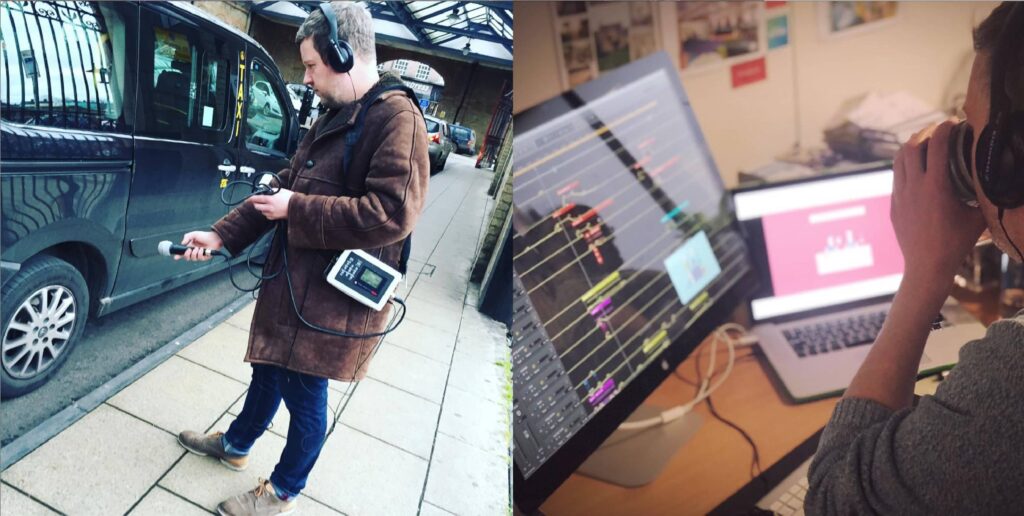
[1,268,250,447]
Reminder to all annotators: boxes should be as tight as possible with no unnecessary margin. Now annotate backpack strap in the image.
[343,83,421,277]
[343,84,421,173]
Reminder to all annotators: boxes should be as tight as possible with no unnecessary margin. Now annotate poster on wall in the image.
[677,1,762,73]
[559,15,596,87]
[820,1,898,37]
[629,2,658,60]
[731,56,766,88]
[553,2,661,89]
[767,14,789,49]
[591,3,630,72]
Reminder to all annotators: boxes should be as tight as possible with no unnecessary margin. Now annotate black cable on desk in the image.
[674,345,766,484]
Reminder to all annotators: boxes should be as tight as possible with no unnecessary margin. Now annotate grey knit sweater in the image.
[805,312,1024,515]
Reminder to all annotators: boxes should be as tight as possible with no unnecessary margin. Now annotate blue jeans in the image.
[223,364,329,498]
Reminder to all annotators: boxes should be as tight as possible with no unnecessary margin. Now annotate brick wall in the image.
[377,47,511,153]
[472,121,513,283]
[191,1,249,32]
[249,15,305,84]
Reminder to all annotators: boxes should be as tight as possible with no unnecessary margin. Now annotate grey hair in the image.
[295,2,376,64]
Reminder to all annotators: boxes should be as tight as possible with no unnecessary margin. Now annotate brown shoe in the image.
[217,478,297,516]
[177,430,249,472]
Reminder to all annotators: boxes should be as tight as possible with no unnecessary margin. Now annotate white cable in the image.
[617,323,749,431]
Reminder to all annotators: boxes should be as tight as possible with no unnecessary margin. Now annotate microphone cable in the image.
[221,171,283,206]
[279,226,407,339]
[276,225,409,443]
[320,295,404,444]
[217,172,287,294]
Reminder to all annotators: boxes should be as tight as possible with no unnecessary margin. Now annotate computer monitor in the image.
[733,168,902,323]
[512,52,759,511]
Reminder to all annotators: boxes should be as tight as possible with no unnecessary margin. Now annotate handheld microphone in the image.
[157,240,227,258]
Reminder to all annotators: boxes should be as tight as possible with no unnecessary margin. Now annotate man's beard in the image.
[317,91,346,110]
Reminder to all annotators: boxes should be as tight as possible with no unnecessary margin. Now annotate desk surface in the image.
[540,345,836,516]
[539,287,998,516]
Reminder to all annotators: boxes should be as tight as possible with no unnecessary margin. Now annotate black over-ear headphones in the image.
[974,2,1024,210]
[316,2,355,74]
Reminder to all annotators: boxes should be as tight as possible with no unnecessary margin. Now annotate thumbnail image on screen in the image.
[512,53,754,480]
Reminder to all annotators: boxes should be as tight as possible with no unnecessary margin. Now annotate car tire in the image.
[439,152,449,171]
[1,255,89,399]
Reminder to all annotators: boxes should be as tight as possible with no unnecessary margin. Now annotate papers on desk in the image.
[846,91,940,139]
[825,91,950,161]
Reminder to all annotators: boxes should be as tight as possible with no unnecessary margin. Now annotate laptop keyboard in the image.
[782,310,887,358]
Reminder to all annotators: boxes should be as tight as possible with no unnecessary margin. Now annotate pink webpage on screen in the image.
[761,195,903,297]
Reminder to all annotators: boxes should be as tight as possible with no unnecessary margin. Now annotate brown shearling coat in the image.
[212,77,429,381]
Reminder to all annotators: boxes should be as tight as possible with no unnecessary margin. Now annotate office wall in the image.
[514,2,997,187]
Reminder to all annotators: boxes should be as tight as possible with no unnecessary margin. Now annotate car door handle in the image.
[218,164,237,176]
[239,166,256,176]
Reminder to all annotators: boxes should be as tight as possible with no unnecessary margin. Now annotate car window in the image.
[0,2,129,132]
[425,119,440,133]
[452,126,471,139]
[139,8,230,142]
[244,61,287,154]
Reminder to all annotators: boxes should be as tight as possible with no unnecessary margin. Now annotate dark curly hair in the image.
[974,2,1024,110]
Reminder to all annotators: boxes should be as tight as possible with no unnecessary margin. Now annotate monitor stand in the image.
[576,403,702,487]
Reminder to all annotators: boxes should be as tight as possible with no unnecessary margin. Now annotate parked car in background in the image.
[0,1,296,397]
[449,124,476,155]
[252,80,281,116]
[424,114,453,174]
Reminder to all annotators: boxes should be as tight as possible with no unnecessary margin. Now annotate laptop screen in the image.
[733,169,904,321]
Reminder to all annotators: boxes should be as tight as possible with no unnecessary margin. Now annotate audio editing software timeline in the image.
[512,54,754,481]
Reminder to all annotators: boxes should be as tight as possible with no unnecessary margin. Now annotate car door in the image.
[111,3,241,301]
[236,48,295,197]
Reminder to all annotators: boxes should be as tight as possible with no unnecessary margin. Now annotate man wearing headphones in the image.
[805,3,1023,514]
[174,3,429,515]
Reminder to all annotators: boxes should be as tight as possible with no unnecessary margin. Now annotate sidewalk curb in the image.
[0,294,255,472]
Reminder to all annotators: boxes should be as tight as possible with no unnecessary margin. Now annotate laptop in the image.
[732,167,986,402]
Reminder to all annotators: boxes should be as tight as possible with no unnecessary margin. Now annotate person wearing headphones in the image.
[805,3,1024,514]
[173,3,429,515]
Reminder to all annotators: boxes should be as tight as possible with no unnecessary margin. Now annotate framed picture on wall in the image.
[552,1,661,89]
[591,3,630,72]
[557,14,596,88]
[629,2,658,61]
[819,1,899,38]
[556,2,587,17]
[676,1,764,74]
